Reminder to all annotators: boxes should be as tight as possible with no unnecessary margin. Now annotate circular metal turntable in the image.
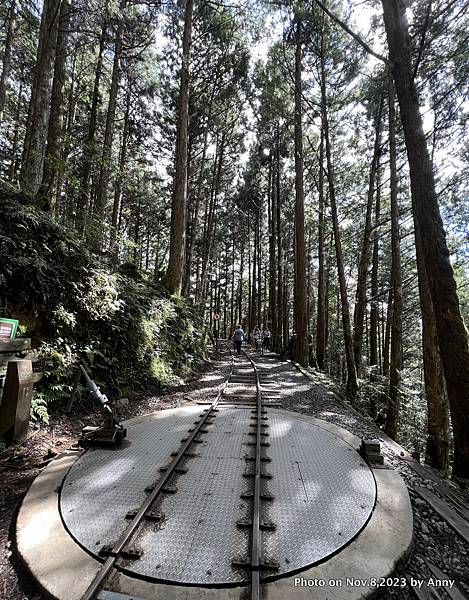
[60,408,376,586]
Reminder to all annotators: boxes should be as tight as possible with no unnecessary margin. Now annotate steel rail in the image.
[242,349,266,600]
[80,346,235,600]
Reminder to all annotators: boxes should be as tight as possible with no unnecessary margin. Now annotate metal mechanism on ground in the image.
[73,364,127,448]
[61,345,376,600]
[360,439,384,465]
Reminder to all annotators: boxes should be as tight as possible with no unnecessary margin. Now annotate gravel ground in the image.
[2,347,468,600]
[251,350,469,600]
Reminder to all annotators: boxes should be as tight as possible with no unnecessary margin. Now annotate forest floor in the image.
[1,347,468,600]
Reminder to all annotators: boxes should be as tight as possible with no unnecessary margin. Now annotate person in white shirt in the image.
[253,326,261,351]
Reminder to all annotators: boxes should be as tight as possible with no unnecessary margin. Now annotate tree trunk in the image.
[133,196,141,264]
[65,48,77,133]
[230,232,235,333]
[316,121,326,370]
[369,152,382,369]
[320,35,357,400]
[383,287,392,377]
[8,80,22,181]
[20,0,62,197]
[381,0,469,478]
[196,164,213,302]
[200,133,225,305]
[293,18,309,366]
[307,227,314,348]
[251,211,258,331]
[325,233,332,365]
[223,252,228,337]
[78,22,107,227]
[94,6,125,225]
[248,219,252,333]
[353,97,383,374]
[38,0,71,212]
[283,260,289,348]
[414,219,450,474]
[269,150,278,344]
[385,80,403,440]
[276,132,283,352]
[110,81,131,250]
[257,207,262,328]
[58,45,78,222]
[238,236,244,327]
[165,0,194,295]
[0,0,16,123]
[183,79,217,296]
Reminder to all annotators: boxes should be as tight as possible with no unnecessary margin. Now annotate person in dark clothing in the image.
[262,327,271,352]
[233,325,244,355]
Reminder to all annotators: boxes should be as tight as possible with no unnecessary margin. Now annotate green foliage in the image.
[357,367,427,453]
[356,369,389,415]
[0,187,210,416]
[397,370,427,453]
[31,392,50,425]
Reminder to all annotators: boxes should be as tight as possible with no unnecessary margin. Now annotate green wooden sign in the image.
[0,318,19,339]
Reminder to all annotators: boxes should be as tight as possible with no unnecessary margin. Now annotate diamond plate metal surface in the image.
[60,408,376,586]
[264,410,376,576]
[126,407,252,584]
[60,408,205,555]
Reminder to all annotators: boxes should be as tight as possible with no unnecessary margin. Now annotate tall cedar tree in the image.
[0,0,16,123]
[353,96,383,374]
[94,1,125,226]
[320,28,358,400]
[20,0,62,198]
[78,22,107,227]
[381,0,469,479]
[165,0,194,295]
[38,0,71,211]
[316,123,326,370]
[293,17,309,367]
[385,80,403,440]
[414,218,450,473]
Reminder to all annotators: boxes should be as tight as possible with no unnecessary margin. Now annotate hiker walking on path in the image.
[253,326,261,352]
[233,325,244,355]
[262,327,271,353]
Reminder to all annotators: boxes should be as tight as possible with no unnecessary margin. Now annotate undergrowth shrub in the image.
[0,185,210,420]
[357,366,429,454]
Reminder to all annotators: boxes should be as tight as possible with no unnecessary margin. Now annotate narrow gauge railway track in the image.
[236,348,278,600]
[80,343,276,600]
